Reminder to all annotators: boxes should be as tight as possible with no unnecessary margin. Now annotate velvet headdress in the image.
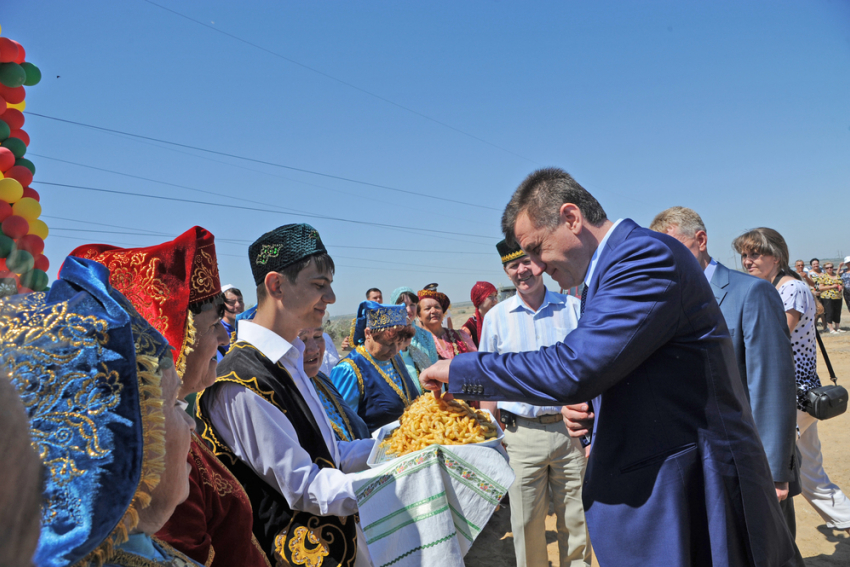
[496,238,526,265]
[351,301,408,346]
[68,226,221,378]
[0,257,171,567]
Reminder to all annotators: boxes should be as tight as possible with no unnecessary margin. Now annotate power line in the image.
[26,112,501,212]
[34,181,497,242]
[139,0,539,166]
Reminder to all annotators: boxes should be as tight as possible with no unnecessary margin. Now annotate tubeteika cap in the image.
[496,239,526,264]
[248,224,327,286]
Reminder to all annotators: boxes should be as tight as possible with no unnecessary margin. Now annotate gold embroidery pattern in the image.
[356,346,413,407]
[500,249,525,263]
[275,515,352,567]
[256,244,284,265]
[110,537,198,566]
[288,526,330,567]
[191,245,218,300]
[338,359,364,398]
[311,376,353,442]
[190,435,249,505]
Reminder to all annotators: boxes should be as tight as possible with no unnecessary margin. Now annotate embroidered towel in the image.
[351,445,514,567]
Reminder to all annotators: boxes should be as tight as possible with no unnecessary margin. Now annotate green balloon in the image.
[1,137,26,158]
[0,63,26,89]
[6,249,33,275]
[0,234,15,258]
[20,269,48,291]
[20,62,41,86]
[0,120,9,142]
[15,157,35,175]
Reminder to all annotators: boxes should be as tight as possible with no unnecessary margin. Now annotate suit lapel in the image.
[710,262,730,306]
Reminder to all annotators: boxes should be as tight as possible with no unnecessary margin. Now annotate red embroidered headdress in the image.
[68,226,221,377]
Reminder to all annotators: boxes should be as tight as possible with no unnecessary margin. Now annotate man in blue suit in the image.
[420,168,795,566]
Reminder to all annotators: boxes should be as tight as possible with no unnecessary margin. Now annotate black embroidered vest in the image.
[196,341,358,567]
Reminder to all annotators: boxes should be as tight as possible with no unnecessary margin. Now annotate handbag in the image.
[803,329,847,420]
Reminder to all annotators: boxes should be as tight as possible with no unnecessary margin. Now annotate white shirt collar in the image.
[703,257,718,282]
[509,288,565,315]
[236,320,303,364]
[583,218,624,287]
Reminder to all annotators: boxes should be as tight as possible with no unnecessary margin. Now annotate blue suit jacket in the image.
[450,220,794,567]
[709,262,798,488]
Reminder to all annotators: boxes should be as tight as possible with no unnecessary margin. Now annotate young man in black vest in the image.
[197,224,375,567]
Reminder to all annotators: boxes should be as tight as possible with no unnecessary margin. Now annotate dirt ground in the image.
[464,305,850,566]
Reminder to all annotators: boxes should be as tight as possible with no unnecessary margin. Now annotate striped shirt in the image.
[479,289,581,418]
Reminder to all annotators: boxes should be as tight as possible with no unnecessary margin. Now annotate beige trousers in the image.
[503,417,591,567]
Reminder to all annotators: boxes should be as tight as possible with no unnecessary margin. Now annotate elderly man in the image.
[420,168,795,566]
[480,238,589,567]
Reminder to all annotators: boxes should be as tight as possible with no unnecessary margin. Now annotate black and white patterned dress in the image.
[779,279,821,410]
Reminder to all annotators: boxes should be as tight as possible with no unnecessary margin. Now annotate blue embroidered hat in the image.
[0,256,172,567]
[351,301,409,345]
[248,223,327,286]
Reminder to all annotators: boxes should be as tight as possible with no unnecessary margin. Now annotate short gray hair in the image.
[501,168,607,246]
[649,207,707,238]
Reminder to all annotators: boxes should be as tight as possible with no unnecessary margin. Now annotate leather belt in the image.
[515,413,562,425]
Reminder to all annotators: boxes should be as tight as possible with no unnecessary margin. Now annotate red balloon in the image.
[5,165,32,186]
[11,41,25,65]
[0,269,19,285]
[1,109,24,130]
[0,85,25,104]
[16,234,44,255]
[0,147,13,171]
[0,201,11,222]
[21,186,39,201]
[17,286,32,294]
[33,254,49,272]
[9,129,29,146]
[0,39,18,63]
[2,215,28,239]
[0,95,5,115]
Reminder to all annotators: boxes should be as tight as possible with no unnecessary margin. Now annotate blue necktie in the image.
[580,284,588,316]
[579,282,592,448]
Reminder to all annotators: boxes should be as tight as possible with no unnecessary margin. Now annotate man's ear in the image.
[264,271,284,302]
[695,230,708,253]
[363,327,372,341]
[560,203,582,235]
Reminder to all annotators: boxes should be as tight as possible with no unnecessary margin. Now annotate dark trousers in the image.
[822,297,842,325]
[780,496,806,567]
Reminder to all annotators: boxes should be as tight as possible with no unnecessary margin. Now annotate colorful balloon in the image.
[0,38,18,63]
[0,120,9,143]
[1,215,28,239]
[27,218,48,239]
[21,186,39,201]
[10,41,25,65]
[12,196,40,220]
[1,109,24,129]
[32,253,49,272]
[0,201,11,222]
[1,137,25,158]
[0,62,25,88]
[15,157,34,174]
[20,62,41,86]
[0,233,14,258]
[0,84,25,104]
[15,234,44,255]
[10,129,29,146]
[0,177,23,202]
[6,248,33,274]
[0,95,5,115]
[4,165,32,186]
[6,100,24,111]
[20,268,47,291]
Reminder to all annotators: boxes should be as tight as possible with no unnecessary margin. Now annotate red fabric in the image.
[156,436,270,567]
[417,289,450,312]
[67,226,220,355]
[468,281,496,347]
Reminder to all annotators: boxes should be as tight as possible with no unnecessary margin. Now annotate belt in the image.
[515,413,562,425]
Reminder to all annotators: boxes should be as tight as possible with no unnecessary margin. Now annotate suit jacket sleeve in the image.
[741,279,798,483]
[449,234,682,404]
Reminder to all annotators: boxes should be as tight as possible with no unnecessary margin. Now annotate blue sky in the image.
[4,0,849,314]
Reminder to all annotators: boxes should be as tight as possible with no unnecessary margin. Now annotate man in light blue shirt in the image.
[479,239,590,567]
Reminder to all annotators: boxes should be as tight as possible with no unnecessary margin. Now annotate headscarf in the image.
[389,286,416,306]
[467,281,497,345]
[417,289,450,313]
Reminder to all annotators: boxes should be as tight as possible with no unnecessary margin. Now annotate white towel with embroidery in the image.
[351,445,514,567]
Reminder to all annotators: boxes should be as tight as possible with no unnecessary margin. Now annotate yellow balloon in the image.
[28,219,48,240]
[0,178,23,203]
[7,100,25,111]
[12,197,41,221]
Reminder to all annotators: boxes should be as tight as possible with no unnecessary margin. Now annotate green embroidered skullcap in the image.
[496,239,526,265]
[249,223,327,285]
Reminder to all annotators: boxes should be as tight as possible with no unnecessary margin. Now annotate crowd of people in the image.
[1,167,848,567]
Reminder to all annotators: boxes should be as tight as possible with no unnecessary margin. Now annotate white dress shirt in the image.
[209,321,374,518]
[703,257,718,282]
[480,289,581,418]
[320,332,341,376]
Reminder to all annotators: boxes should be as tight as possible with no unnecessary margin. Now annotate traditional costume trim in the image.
[338,358,365,397]
[500,249,525,264]
[310,376,355,442]
[356,345,413,407]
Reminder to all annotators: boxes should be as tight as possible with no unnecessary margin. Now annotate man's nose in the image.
[528,258,546,277]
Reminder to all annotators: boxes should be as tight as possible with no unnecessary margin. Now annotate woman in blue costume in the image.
[389,286,438,392]
[299,326,371,441]
[0,257,201,567]
[330,301,421,432]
